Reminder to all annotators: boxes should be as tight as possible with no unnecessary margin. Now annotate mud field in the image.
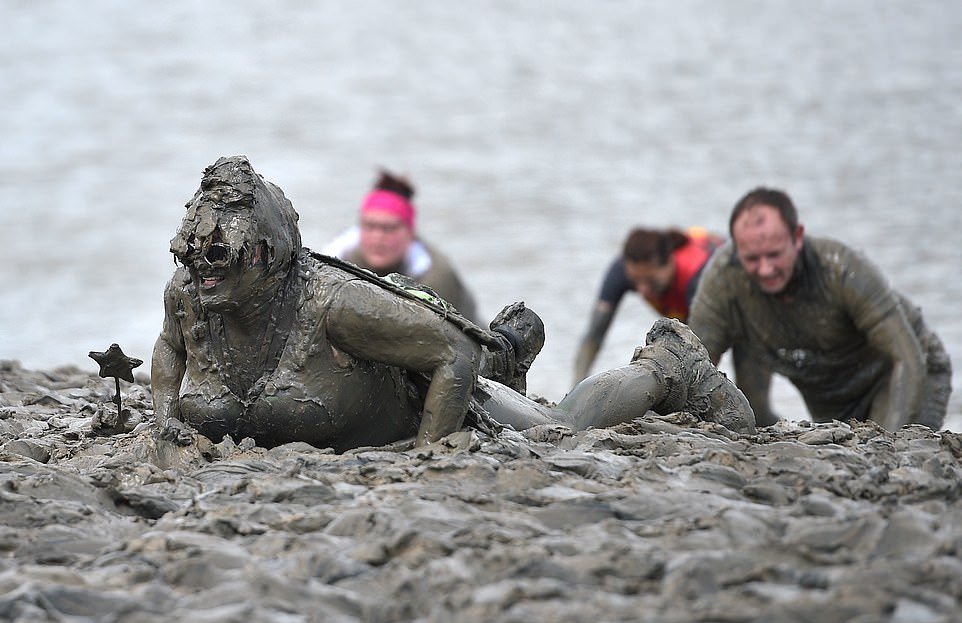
[1,360,961,623]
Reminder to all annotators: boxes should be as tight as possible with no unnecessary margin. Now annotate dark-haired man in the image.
[689,187,951,429]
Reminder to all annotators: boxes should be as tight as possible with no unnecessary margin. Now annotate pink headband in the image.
[360,190,415,231]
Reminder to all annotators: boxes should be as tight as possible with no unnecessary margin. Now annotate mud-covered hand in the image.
[150,331,187,436]
[157,416,194,446]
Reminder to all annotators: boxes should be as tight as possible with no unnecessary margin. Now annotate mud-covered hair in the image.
[172,155,301,278]
[622,228,689,265]
[373,169,415,200]
[729,187,799,239]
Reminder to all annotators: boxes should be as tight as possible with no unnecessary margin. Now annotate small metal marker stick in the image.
[88,343,143,417]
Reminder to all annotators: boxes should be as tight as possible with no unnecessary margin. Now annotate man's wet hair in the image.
[622,228,689,265]
[729,187,799,239]
[373,169,415,200]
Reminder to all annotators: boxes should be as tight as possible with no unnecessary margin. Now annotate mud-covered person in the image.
[322,169,479,323]
[688,187,952,430]
[574,226,722,384]
[152,156,755,453]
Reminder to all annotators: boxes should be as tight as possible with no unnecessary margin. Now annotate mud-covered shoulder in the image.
[688,240,746,358]
[157,266,194,346]
[806,236,899,330]
[805,236,872,281]
[294,250,358,310]
[162,265,193,301]
[697,240,746,294]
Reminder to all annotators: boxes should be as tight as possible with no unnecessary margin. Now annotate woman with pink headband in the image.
[323,170,479,323]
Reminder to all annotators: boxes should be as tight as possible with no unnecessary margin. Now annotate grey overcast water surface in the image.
[1,0,959,428]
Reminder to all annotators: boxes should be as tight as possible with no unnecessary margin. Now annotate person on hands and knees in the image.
[574,226,722,384]
[688,187,951,429]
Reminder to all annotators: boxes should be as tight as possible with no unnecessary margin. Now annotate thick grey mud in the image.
[2,360,961,622]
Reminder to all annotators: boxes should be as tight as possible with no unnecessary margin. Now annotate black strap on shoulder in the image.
[308,251,503,348]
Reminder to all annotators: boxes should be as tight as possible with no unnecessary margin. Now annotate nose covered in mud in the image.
[170,209,273,291]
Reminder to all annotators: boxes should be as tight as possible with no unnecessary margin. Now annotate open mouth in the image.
[199,275,225,289]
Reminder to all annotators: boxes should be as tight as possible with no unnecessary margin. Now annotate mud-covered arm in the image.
[573,259,631,385]
[732,346,778,427]
[687,248,783,421]
[840,249,925,430]
[326,280,482,446]
[573,302,615,385]
[864,309,925,429]
[151,279,187,424]
[687,247,736,365]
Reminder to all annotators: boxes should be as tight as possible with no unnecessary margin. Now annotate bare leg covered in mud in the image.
[479,318,757,436]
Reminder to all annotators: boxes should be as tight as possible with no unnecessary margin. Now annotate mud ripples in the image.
[2,360,961,622]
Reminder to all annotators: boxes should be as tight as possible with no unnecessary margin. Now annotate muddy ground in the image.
[1,360,960,622]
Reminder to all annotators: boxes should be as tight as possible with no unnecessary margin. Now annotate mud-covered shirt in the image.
[161,252,425,451]
[689,236,917,423]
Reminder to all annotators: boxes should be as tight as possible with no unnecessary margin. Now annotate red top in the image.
[644,228,721,320]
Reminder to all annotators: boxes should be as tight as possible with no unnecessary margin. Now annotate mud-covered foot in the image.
[632,318,756,434]
[490,301,546,394]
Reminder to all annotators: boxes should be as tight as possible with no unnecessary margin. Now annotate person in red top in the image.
[573,227,723,384]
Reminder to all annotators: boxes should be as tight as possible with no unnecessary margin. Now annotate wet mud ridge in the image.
[1,360,961,622]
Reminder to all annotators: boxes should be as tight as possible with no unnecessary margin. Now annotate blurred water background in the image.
[1,0,960,429]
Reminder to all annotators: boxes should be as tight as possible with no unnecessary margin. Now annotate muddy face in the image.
[173,210,269,311]
[731,204,803,295]
[169,156,301,313]
[624,258,674,299]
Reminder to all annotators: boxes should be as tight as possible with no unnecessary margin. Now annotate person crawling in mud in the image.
[689,187,952,430]
[151,156,755,452]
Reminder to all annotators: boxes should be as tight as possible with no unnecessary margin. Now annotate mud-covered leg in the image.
[634,318,757,434]
[553,318,755,434]
[474,377,556,430]
[477,364,668,433]
[553,363,669,430]
[479,317,755,436]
